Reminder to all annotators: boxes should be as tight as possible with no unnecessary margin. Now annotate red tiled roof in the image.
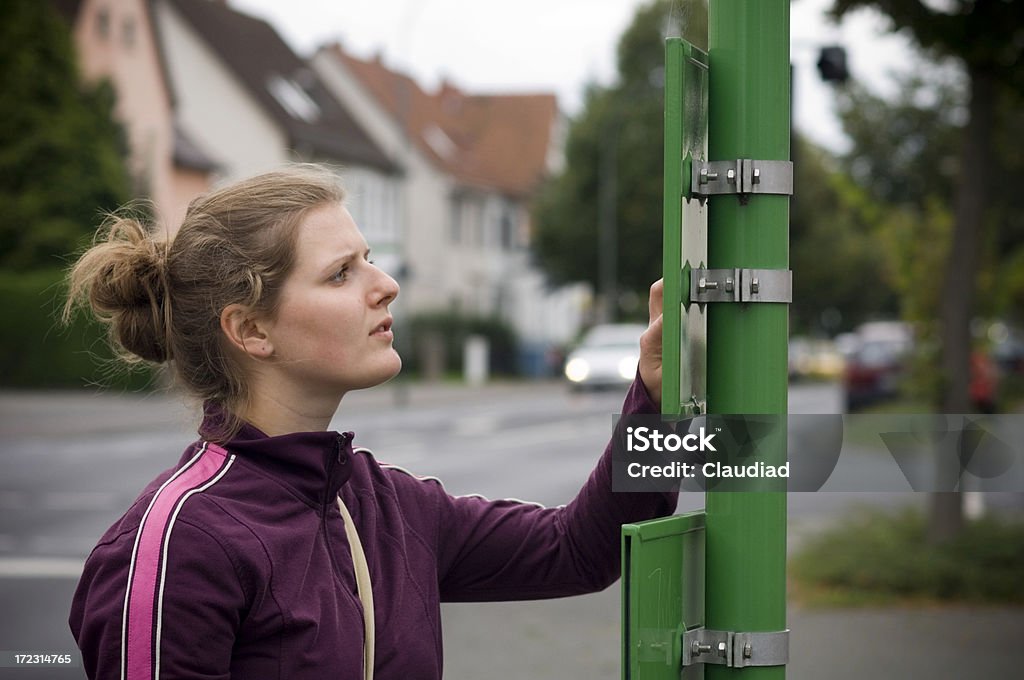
[330,44,557,198]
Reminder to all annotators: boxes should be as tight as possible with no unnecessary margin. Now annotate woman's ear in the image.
[220,304,274,359]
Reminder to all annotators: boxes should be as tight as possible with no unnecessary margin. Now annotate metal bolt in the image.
[726,168,736,184]
[752,167,761,184]
[743,643,753,659]
[750,277,760,294]
[692,641,713,657]
[698,277,718,291]
[717,641,728,657]
[725,277,734,292]
[699,168,719,184]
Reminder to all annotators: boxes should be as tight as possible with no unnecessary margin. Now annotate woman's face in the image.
[261,202,401,397]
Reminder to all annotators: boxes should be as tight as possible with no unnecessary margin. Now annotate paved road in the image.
[1,380,1021,679]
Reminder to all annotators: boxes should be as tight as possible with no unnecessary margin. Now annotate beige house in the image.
[54,0,218,233]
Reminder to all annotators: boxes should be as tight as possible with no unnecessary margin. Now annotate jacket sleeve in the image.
[70,518,247,679]
[435,375,678,601]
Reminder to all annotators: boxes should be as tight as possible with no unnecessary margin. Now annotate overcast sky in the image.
[230,0,928,153]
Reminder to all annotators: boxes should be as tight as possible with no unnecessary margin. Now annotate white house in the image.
[153,0,403,253]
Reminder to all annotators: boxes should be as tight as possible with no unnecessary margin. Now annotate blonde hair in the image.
[64,165,346,440]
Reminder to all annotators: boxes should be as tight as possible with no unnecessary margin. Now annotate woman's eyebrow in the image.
[320,248,371,274]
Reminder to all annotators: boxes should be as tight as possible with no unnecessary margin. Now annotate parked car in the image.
[842,322,913,412]
[789,336,845,381]
[563,324,647,390]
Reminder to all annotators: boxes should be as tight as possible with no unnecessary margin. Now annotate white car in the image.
[563,324,647,390]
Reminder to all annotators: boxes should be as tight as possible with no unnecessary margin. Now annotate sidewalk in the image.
[441,588,1024,679]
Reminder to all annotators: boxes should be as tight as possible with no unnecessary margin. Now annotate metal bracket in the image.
[682,628,790,668]
[690,268,792,304]
[692,159,793,197]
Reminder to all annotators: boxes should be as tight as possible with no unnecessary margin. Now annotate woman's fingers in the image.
[648,278,664,326]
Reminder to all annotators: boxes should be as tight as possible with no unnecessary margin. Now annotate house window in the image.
[122,16,136,48]
[95,6,110,39]
[450,197,462,244]
[266,75,321,123]
[500,210,513,250]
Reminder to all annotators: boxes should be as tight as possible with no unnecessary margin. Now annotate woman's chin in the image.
[363,353,403,389]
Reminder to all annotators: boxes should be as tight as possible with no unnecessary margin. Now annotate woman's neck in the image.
[240,380,343,436]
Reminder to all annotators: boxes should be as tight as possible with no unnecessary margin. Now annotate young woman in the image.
[66,165,675,680]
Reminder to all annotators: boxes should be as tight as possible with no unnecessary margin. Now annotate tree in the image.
[533,0,707,320]
[828,0,1024,542]
[830,75,963,389]
[790,134,900,334]
[0,0,131,271]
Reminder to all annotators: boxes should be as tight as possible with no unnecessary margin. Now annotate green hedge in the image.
[0,268,154,388]
[399,311,519,378]
[791,507,1024,604]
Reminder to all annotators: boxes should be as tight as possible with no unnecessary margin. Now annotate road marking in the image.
[0,557,84,578]
[39,491,121,511]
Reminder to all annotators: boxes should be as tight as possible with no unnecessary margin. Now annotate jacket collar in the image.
[198,402,355,510]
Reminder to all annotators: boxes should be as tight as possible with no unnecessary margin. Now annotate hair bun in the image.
[66,216,172,363]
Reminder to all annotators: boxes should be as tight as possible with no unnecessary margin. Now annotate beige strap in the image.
[337,496,374,680]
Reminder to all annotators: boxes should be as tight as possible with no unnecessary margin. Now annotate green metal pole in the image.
[705,1,789,679]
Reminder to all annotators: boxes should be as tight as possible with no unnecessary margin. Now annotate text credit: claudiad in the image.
[624,426,790,479]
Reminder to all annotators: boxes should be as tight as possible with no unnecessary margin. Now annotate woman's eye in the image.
[330,268,348,283]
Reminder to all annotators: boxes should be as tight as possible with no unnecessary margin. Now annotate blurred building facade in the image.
[54,0,220,232]
[56,0,584,363]
[154,0,402,257]
[315,44,586,353]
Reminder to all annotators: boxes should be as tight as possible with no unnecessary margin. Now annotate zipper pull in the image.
[336,432,353,465]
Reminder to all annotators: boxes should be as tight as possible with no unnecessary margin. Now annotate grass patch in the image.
[790,507,1024,606]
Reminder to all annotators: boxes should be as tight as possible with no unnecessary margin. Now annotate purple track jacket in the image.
[70,377,677,679]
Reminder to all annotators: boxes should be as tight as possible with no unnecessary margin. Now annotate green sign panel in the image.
[662,38,709,416]
[621,511,706,680]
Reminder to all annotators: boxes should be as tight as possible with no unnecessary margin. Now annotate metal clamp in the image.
[690,268,791,304]
[692,159,793,197]
[682,628,790,668]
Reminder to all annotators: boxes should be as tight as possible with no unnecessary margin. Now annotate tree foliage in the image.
[826,0,1024,394]
[790,136,899,334]
[828,0,1024,543]
[533,0,707,318]
[835,75,963,210]
[830,0,1024,90]
[0,0,131,271]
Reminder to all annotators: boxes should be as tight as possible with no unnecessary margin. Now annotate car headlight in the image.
[618,355,639,380]
[565,357,590,382]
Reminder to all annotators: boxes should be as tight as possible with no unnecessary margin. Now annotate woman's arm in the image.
[434,279,676,601]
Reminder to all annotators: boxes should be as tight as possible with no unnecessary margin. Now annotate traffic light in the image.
[816,45,849,83]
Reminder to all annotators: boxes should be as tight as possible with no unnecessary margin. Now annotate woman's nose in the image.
[374,268,400,307]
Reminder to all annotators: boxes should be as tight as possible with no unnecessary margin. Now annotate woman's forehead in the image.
[295,204,367,261]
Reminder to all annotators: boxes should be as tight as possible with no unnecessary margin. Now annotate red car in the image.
[842,323,913,412]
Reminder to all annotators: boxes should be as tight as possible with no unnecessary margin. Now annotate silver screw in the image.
[752,167,761,184]
[698,277,718,291]
[725,277,734,292]
[692,641,713,657]
[726,168,736,184]
[699,168,719,184]
[751,277,760,294]
[717,641,728,657]
[744,643,753,659]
